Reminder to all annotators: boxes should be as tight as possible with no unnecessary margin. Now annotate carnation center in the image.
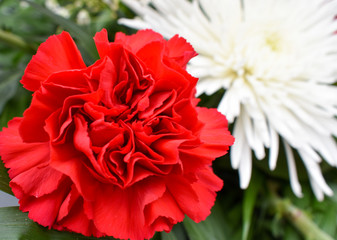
[65,53,184,188]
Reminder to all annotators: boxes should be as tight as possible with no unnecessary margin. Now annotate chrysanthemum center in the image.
[264,32,282,52]
[226,25,296,84]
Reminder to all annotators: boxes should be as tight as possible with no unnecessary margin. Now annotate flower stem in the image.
[272,196,334,240]
[0,29,36,53]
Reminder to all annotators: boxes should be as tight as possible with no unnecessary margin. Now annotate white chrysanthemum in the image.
[45,0,70,18]
[119,0,337,200]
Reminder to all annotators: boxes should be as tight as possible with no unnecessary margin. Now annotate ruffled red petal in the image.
[197,107,235,158]
[115,29,164,54]
[0,29,234,240]
[19,70,91,143]
[18,181,71,227]
[145,190,185,233]
[0,118,50,178]
[93,178,166,240]
[165,34,197,68]
[21,32,86,92]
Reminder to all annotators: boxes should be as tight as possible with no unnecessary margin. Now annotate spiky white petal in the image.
[120,0,337,199]
[284,140,303,197]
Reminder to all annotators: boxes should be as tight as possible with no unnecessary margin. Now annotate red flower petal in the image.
[21,32,86,92]
[18,182,71,227]
[0,118,50,178]
[197,107,235,158]
[46,113,102,201]
[0,29,234,240]
[19,70,91,143]
[93,178,166,240]
[57,185,80,222]
[115,29,164,54]
[10,165,64,198]
[165,35,197,68]
[49,142,101,201]
[57,196,101,237]
[166,169,222,223]
[190,167,223,222]
[165,175,201,217]
[93,29,110,59]
[144,190,184,232]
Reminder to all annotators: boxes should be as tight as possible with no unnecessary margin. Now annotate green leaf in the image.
[161,223,187,240]
[314,202,336,238]
[1,0,56,46]
[271,195,334,240]
[0,86,31,129]
[22,0,99,63]
[183,203,228,240]
[0,159,12,195]
[198,89,225,108]
[0,207,117,240]
[161,231,179,240]
[0,29,36,53]
[242,171,262,240]
[0,71,21,114]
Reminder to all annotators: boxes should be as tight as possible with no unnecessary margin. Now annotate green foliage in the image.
[183,203,229,240]
[0,207,117,240]
[0,71,20,114]
[0,159,11,195]
[161,223,187,240]
[22,0,98,63]
[242,170,262,240]
[0,0,56,44]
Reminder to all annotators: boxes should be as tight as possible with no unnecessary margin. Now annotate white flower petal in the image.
[314,136,337,167]
[268,125,279,170]
[231,115,253,189]
[298,149,333,197]
[283,141,303,198]
[121,0,337,199]
[238,146,252,189]
[310,180,324,202]
[230,115,246,169]
[241,107,265,160]
[218,84,241,123]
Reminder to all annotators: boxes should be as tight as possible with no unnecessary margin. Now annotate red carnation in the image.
[0,29,234,240]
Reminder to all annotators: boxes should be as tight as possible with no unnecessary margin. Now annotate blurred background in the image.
[1,1,337,240]
[0,191,17,207]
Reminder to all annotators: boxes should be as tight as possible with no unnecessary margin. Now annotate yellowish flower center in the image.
[265,32,282,52]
